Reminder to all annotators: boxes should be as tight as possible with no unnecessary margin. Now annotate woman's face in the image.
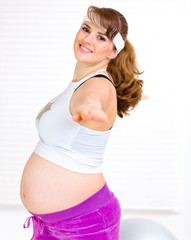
[73,21,117,65]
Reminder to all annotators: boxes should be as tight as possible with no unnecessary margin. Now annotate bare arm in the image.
[70,77,117,130]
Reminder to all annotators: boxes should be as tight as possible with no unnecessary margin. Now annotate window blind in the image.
[0,0,184,211]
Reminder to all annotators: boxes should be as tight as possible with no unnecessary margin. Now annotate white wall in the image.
[0,0,190,239]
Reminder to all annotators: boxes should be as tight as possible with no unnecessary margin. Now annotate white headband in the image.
[82,15,125,53]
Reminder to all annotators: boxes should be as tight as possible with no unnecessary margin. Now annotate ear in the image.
[108,49,118,60]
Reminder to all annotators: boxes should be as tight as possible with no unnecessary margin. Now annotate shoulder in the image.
[78,74,116,95]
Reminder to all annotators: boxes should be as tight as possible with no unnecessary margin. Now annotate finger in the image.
[142,95,148,100]
[88,110,109,123]
[72,114,81,122]
[72,111,108,123]
[93,114,108,123]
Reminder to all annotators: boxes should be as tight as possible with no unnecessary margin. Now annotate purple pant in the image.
[23,183,121,239]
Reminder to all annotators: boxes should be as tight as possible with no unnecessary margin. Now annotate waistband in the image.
[29,183,113,223]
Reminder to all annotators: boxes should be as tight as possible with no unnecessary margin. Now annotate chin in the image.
[74,54,93,63]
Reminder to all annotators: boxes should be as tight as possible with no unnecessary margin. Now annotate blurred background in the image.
[0,0,190,239]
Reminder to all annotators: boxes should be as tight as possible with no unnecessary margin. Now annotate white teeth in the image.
[80,45,91,52]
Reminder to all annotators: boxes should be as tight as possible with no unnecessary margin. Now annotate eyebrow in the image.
[83,23,107,36]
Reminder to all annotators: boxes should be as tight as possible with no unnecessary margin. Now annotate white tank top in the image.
[34,71,113,173]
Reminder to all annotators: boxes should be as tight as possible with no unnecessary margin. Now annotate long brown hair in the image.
[87,6,143,118]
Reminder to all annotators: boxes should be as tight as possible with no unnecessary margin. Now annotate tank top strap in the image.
[72,71,114,92]
[96,70,114,84]
[73,68,113,84]
[91,74,113,85]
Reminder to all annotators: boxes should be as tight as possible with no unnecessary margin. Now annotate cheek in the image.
[73,30,81,45]
[97,44,113,56]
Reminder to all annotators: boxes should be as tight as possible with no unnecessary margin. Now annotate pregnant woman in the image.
[20,5,143,240]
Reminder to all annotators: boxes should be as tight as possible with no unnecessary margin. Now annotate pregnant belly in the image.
[20,152,105,214]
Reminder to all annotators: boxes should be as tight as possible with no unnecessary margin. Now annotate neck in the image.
[73,61,108,82]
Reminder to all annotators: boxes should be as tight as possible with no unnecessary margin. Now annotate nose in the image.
[83,33,94,44]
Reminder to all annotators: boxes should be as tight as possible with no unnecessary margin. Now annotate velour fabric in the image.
[24,184,121,239]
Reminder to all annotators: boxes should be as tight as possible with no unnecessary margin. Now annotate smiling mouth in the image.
[79,44,93,53]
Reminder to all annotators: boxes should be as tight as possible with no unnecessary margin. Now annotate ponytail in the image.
[107,39,143,118]
[86,5,144,117]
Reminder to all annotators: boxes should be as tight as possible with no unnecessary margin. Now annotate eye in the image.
[98,35,106,41]
[82,26,89,33]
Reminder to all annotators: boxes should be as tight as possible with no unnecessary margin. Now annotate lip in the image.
[79,44,93,54]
